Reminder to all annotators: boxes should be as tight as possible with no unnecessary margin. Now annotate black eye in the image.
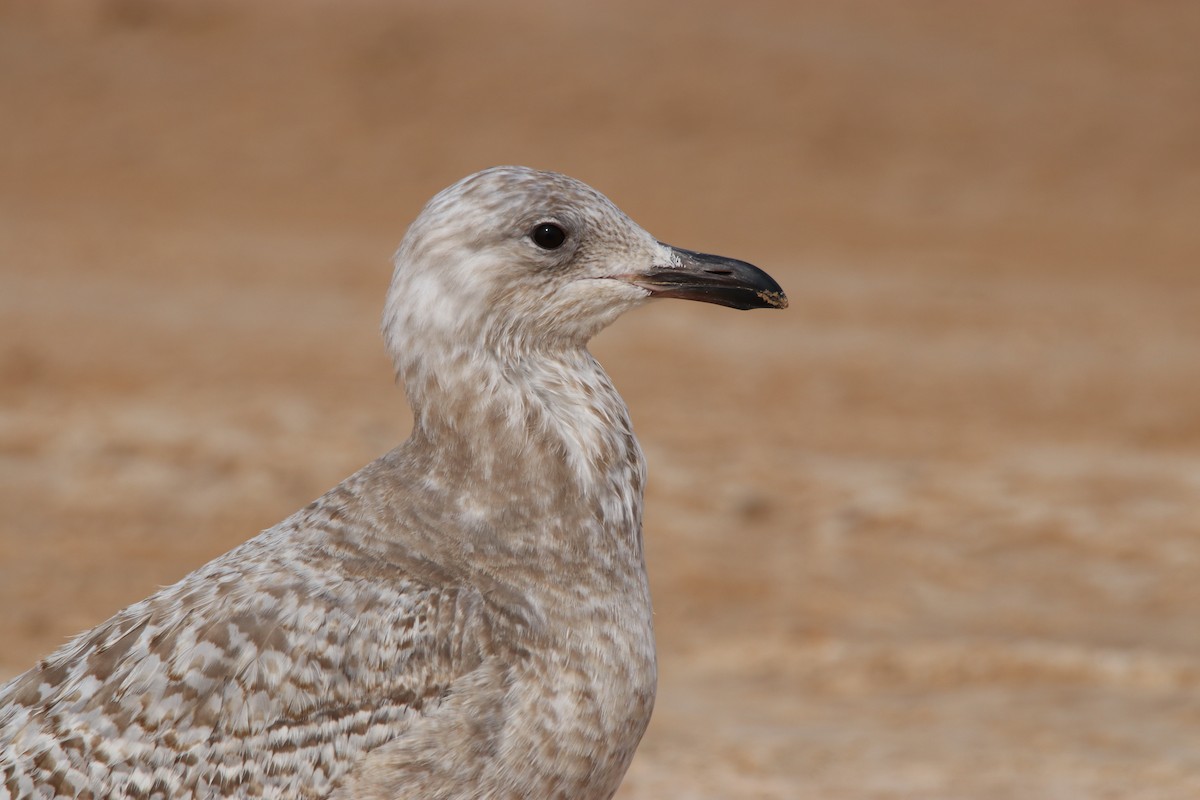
[531,222,567,250]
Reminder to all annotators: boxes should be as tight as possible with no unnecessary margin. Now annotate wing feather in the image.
[0,510,497,799]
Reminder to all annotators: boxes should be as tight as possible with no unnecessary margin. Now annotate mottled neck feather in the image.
[402,343,646,524]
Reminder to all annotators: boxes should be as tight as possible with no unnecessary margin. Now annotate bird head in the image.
[383,166,786,378]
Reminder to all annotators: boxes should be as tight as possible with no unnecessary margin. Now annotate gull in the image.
[0,166,786,799]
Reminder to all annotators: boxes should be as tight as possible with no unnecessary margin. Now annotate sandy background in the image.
[2,1,1199,797]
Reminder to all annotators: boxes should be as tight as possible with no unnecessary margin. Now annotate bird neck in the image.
[380,344,649,599]
[403,344,645,507]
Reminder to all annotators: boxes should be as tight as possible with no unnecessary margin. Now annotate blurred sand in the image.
[2,1,1199,797]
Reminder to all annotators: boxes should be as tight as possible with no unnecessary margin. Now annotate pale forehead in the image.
[422,166,624,229]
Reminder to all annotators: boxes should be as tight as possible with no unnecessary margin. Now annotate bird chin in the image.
[586,277,657,304]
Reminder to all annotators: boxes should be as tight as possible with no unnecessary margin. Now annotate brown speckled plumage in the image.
[0,166,785,799]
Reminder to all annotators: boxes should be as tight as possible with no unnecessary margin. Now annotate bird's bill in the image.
[628,245,788,310]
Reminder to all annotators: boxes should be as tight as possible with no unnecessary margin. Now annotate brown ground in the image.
[2,1,1199,797]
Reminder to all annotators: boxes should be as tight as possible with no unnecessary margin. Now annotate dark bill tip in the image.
[632,245,788,310]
